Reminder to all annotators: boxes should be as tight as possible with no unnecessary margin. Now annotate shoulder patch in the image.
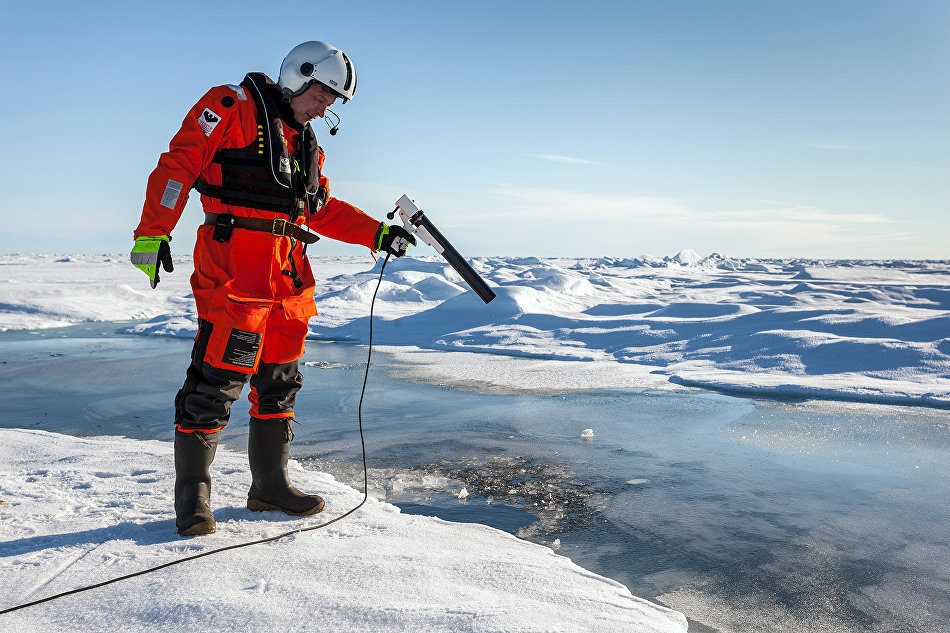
[225,84,248,101]
[198,108,221,136]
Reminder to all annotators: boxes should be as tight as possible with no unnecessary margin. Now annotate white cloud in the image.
[489,185,892,228]
[715,206,890,225]
[804,143,875,151]
[526,154,602,166]
[488,184,693,221]
[479,184,908,257]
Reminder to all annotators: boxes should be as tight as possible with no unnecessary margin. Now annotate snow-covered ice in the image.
[2,252,948,407]
[1,251,949,631]
[0,428,686,632]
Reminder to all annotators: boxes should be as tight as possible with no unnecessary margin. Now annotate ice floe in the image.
[1,252,948,406]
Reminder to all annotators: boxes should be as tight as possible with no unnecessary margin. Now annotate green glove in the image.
[130,235,173,288]
[374,223,416,257]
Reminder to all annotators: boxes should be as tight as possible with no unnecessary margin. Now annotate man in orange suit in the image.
[131,41,414,536]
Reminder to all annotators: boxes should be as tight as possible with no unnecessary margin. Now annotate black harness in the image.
[193,73,329,288]
[193,72,326,219]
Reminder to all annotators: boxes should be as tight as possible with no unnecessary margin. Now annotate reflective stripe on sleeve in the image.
[160,179,184,210]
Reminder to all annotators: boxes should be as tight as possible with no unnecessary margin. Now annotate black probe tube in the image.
[418,215,496,304]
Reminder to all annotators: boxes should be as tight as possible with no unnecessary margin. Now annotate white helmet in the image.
[278,41,357,103]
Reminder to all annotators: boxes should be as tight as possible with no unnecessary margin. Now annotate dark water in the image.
[1,324,948,632]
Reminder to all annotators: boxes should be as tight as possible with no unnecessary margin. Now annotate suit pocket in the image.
[280,294,318,320]
[205,294,274,373]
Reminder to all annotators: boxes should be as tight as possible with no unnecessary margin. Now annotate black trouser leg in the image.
[174,319,249,432]
[172,319,248,535]
[248,359,302,418]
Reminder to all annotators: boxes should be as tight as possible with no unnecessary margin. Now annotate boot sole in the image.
[178,520,216,537]
[247,497,325,516]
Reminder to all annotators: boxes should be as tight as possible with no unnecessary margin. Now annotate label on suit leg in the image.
[222,328,263,368]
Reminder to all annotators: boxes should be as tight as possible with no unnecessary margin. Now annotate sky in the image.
[0,0,947,259]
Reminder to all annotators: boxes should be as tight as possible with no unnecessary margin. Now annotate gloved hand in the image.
[375,223,416,257]
[130,235,174,288]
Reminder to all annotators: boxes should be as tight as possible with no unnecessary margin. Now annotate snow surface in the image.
[2,252,948,406]
[0,429,686,632]
[2,252,948,630]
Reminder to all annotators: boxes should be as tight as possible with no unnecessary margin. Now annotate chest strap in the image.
[203,213,320,244]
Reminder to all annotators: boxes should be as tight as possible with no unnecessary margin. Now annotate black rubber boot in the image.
[174,430,219,536]
[247,418,324,515]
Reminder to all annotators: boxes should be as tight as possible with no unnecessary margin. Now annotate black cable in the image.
[0,253,392,616]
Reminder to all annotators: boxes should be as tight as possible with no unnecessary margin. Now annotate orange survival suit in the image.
[134,73,382,433]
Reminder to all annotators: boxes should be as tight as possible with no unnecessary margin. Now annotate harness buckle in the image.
[272,218,288,237]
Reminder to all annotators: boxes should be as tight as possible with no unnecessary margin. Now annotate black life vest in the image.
[193,72,326,217]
